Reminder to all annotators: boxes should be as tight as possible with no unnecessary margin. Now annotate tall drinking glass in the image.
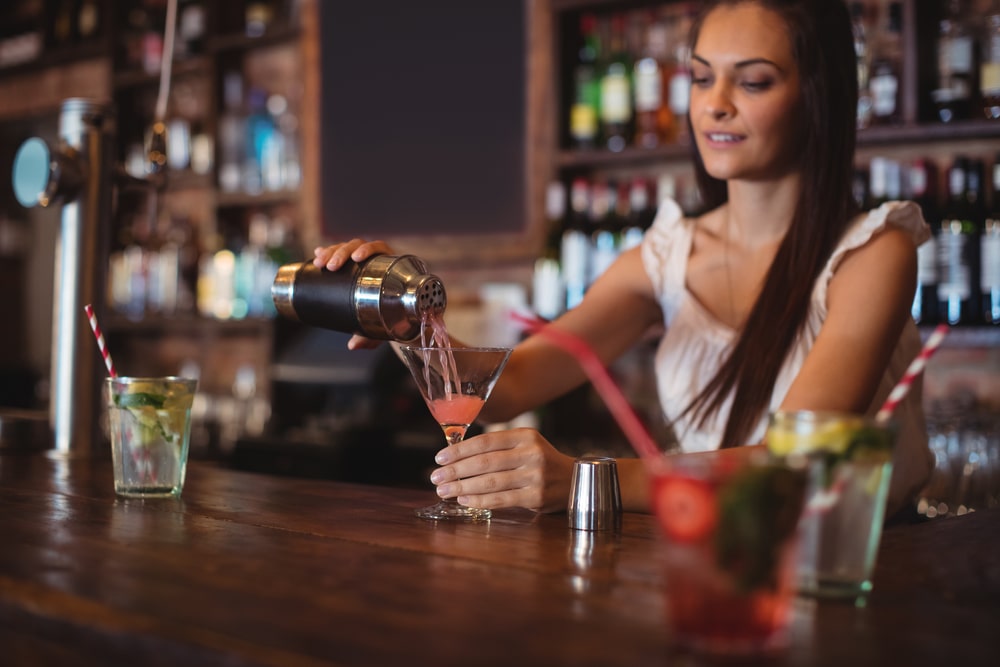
[398,345,511,521]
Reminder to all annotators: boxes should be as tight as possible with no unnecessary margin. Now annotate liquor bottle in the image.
[77,0,100,41]
[243,88,276,194]
[869,1,903,126]
[534,181,566,321]
[983,158,1000,323]
[667,8,694,144]
[633,13,666,149]
[852,166,869,209]
[621,177,651,251]
[867,156,890,208]
[562,178,591,310]
[937,157,981,325]
[588,180,619,283]
[50,0,77,47]
[851,1,873,129]
[909,159,939,324]
[981,0,1000,120]
[933,0,975,123]
[569,14,601,150]
[176,0,206,58]
[218,71,246,192]
[599,14,633,153]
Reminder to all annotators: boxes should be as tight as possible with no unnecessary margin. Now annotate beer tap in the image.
[9,0,179,455]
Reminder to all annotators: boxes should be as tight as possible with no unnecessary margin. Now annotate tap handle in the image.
[12,137,83,208]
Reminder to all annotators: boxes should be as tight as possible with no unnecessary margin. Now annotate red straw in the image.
[84,304,117,378]
[875,323,949,423]
[510,311,661,465]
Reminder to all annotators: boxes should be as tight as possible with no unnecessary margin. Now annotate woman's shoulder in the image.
[828,200,929,271]
[850,200,930,247]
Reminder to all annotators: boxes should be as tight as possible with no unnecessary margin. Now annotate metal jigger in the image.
[12,99,115,455]
[568,456,623,532]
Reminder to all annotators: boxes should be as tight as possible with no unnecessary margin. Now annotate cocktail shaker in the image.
[271,254,447,341]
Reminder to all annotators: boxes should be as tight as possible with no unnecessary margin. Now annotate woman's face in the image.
[689,3,803,183]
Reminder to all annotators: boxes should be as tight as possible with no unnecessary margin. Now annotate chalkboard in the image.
[319,0,526,238]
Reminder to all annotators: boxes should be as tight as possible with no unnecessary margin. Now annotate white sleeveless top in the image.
[640,198,934,509]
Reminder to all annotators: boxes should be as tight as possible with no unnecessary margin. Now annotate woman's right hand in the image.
[312,238,396,349]
[312,238,395,272]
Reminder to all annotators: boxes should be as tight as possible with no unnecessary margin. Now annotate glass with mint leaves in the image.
[651,447,808,656]
[106,377,198,498]
[766,410,895,601]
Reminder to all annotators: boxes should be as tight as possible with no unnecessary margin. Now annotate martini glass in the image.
[398,345,512,521]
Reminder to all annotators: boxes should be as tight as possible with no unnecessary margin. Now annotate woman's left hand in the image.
[428,428,576,513]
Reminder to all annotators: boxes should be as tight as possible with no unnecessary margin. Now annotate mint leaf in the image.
[114,392,166,409]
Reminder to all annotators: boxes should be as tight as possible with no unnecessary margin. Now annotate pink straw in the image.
[510,311,661,465]
[875,323,949,423]
[84,304,117,378]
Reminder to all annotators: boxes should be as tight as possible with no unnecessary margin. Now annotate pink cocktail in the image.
[428,396,485,441]
[651,449,807,655]
[398,345,511,521]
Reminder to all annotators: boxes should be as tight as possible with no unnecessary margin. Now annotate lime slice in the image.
[766,417,865,457]
[115,392,166,409]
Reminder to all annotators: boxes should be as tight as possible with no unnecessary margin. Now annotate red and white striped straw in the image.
[84,304,117,378]
[510,310,661,465]
[875,323,950,423]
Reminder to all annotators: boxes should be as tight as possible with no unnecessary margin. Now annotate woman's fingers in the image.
[429,429,573,513]
[312,239,395,271]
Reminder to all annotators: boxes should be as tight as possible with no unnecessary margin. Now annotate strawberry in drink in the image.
[652,449,807,655]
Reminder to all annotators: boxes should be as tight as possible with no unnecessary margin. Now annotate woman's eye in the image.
[691,76,711,86]
[742,80,773,91]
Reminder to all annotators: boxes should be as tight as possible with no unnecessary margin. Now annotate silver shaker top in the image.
[568,456,623,531]
[355,254,446,341]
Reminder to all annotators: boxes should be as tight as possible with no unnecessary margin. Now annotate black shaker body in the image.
[271,255,447,341]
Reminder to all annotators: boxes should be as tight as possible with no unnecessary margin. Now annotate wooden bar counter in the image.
[1,452,998,666]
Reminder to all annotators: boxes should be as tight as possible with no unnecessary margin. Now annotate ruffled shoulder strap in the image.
[813,200,930,314]
[640,197,691,323]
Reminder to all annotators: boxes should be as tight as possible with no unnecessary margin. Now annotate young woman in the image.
[314,0,933,518]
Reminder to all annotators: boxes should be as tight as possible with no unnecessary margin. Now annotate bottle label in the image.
[600,73,631,123]
[982,230,1000,291]
[937,232,972,299]
[634,59,662,112]
[570,104,598,141]
[561,229,591,289]
[870,72,898,117]
[942,36,974,76]
[981,62,1000,95]
[917,237,938,283]
[669,70,691,115]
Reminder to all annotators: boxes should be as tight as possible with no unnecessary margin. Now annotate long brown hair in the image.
[682,0,860,447]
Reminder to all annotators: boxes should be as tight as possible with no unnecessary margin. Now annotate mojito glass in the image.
[766,410,895,600]
[106,377,197,498]
[651,449,807,655]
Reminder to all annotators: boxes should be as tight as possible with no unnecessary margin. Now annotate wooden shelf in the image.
[858,120,1000,146]
[112,56,212,90]
[216,189,300,208]
[0,41,108,77]
[209,25,301,54]
[556,142,691,169]
[555,120,1000,170]
[104,314,274,337]
[921,326,1000,349]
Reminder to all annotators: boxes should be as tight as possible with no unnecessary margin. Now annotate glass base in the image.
[798,576,872,602]
[415,499,491,522]
[114,486,182,498]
